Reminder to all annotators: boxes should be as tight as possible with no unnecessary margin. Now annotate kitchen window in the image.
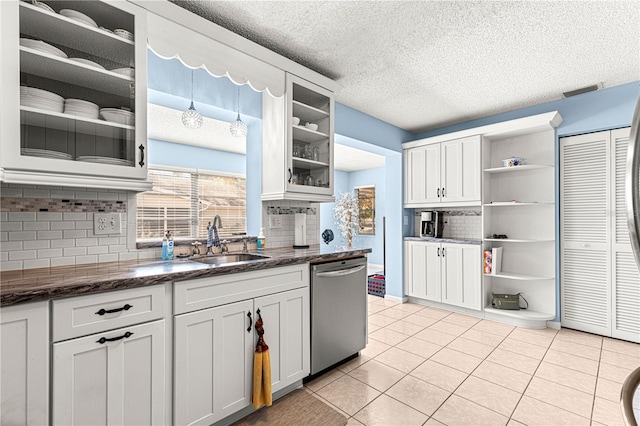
[356,185,375,235]
[136,167,246,241]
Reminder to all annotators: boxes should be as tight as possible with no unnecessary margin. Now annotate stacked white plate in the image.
[114,29,134,41]
[100,108,134,125]
[111,67,135,78]
[64,98,99,119]
[76,156,133,167]
[59,9,97,27]
[20,86,64,112]
[21,148,72,160]
[20,38,67,58]
[31,1,55,13]
[69,57,105,70]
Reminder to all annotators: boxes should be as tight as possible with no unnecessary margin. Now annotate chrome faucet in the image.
[212,215,222,229]
[221,240,230,253]
[242,236,249,254]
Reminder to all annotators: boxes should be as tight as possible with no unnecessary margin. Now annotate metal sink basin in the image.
[190,253,271,265]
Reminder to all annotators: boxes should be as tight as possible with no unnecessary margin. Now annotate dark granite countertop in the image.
[0,245,371,307]
[404,236,482,245]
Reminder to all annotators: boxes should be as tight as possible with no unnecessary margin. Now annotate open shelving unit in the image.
[481,111,562,328]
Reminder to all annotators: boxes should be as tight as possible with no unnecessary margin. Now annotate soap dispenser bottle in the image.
[162,231,174,260]
[257,228,266,250]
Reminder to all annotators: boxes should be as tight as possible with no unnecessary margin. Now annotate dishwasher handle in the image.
[315,264,366,278]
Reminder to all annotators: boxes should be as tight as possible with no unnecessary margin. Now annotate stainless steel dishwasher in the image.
[310,256,367,375]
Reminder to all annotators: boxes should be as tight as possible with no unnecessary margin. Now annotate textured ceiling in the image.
[170,1,640,133]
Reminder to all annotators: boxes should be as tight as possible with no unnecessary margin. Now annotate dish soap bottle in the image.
[257,228,266,250]
[162,231,174,260]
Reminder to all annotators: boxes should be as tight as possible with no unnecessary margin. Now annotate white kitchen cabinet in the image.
[404,135,481,207]
[254,287,310,393]
[405,240,481,310]
[173,264,310,425]
[174,300,254,426]
[52,319,166,425]
[262,73,335,202]
[0,301,49,426]
[0,0,151,191]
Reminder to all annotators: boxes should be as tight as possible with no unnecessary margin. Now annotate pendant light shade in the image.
[182,69,203,129]
[230,85,247,137]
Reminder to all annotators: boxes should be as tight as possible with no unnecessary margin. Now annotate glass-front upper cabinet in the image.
[0,0,150,190]
[262,72,335,202]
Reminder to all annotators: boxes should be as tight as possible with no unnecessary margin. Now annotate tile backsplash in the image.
[0,183,160,271]
[414,208,482,240]
[261,200,319,248]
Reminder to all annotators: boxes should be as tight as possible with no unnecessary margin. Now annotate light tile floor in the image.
[304,296,640,426]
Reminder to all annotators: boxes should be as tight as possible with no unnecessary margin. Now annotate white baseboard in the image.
[546,321,561,330]
[384,294,408,304]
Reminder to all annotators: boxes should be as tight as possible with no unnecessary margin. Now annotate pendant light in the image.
[182,69,203,129]
[230,85,247,137]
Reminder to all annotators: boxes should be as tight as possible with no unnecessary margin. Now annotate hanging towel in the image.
[207,222,214,249]
[251,309,272,409]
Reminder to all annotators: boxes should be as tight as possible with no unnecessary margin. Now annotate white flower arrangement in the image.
[333,191,359,247]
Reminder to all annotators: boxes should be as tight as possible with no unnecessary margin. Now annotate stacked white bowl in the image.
[100,108,134,125]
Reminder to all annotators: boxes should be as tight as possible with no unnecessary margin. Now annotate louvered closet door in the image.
[560,132,611,336]
[611,128,640,342]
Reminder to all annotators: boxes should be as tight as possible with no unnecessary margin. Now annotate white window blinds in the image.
[137,168,246,240]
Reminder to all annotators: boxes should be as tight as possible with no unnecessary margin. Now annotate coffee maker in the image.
[420,211,443,238]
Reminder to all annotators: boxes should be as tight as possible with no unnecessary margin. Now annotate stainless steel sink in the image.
[190,253,271,265]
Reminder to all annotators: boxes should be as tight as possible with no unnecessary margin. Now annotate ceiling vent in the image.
[563,83,602,98]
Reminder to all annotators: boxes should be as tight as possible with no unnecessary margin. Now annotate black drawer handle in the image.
[95,304,133,316]
[247,311,252,333]
[96,331,133,344]
[138,144,145,167]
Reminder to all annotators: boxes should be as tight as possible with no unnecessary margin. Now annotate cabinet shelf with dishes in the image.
[481,111,562,328]
[263,73,334,201]
[483,164,552,174]
[0,0,150,190]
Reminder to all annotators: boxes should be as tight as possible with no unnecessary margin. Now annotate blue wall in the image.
[333,107,413,299]
[320,168,386,265]
[147,51,264,235]
[413,81,640,320]
[148,139,246,174]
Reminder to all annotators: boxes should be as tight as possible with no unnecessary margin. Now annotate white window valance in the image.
[147,13,285,97]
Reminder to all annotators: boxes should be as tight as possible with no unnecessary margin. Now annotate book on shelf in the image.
[483,247,503,275]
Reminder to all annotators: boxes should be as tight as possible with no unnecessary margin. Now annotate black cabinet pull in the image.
[437,247,440,257]
[96,331,133,344]
[442,187,445,198]
[437,188,440,198]
[247,311,252,333]
[138,145,145,167]
[95,304,133,316]
[442,247,445,257]
[288,168,292,183]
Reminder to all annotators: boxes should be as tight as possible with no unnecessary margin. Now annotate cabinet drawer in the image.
[52,285,165,342]
[174,264,308,315]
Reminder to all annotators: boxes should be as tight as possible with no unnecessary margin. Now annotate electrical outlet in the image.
[403,215,409,226]
[94,213,122,235]
[269,215,282,229]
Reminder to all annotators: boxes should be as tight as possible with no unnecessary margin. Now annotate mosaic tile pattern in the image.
[1,197,127,213]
